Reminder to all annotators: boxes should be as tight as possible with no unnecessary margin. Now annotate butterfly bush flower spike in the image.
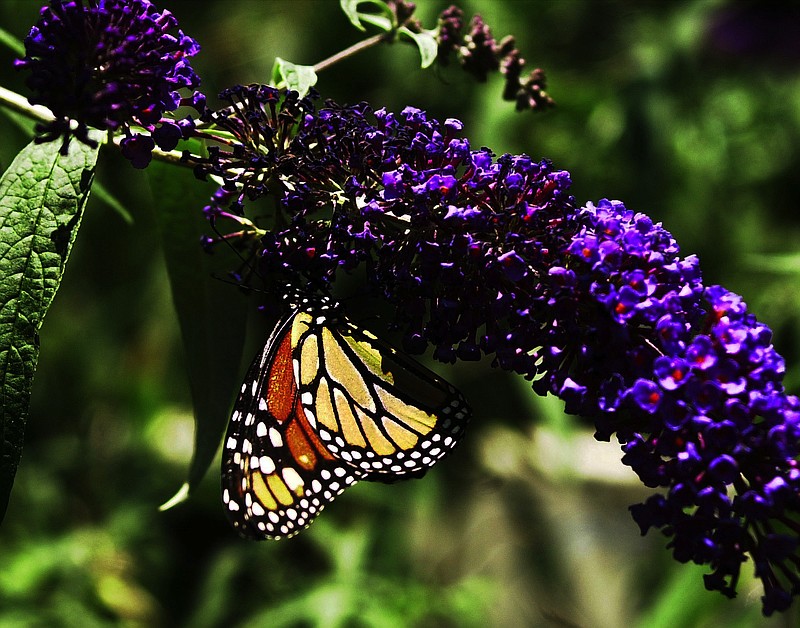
[199,94,800,614]
[434,5,553,111]
[15,0,202,166]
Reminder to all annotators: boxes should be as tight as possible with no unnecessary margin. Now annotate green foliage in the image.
[147,161,249,500]
[89,181,133,226]
[0,25,24,57]
[271,58,318,98]
[339,0,438,68]
[398,27,438,69]
[340,0,395,33]
[0,135,99,523]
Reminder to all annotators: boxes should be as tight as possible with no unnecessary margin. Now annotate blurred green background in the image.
[1,0,800,626]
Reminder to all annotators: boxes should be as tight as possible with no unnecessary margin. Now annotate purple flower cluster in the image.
[435,5,554,111]
[565,201,800,615]
[198,91,800,614]
[15,0,202,165]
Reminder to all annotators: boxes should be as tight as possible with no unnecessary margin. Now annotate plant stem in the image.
[0,84,191,168]
[0,84,52,124]
[313,33,387,73]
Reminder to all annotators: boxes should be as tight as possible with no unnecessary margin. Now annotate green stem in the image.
[313,32,388,73]
[0,84,192,168]
[0,84,51,124]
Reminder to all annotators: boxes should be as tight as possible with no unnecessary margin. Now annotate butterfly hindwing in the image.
[222,314,366,540]
[222,298,471,540]
[291,310,470,479]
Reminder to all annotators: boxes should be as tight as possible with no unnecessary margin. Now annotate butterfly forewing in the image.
[222,314,366,540]
[292,311,471,479]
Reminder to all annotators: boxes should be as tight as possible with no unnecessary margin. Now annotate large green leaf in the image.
[147,162,249,505]
[0,136,100,523]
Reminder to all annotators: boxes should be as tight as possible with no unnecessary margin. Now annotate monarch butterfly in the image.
[221,296,470,539]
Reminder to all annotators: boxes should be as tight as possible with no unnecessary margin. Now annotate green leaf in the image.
[355,13,394,32]
[0,136,100,523]
[399,27,439,69]
[91,181,133,225]
[147,162,249,500]
[746,252,800,274]
[0,105,37,136]
[339,0,395,32]
[0,26,25,58]
[271,58,318,98]
[0,108,130,225]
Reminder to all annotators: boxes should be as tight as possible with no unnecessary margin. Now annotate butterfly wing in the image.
[222,313,366,540]
[291,311,470,480]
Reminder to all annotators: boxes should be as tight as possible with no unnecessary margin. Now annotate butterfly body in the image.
[222,299,470,540]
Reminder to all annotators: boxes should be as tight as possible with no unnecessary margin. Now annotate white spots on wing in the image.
[260,456,275,474]
[256,422,267,438]
[269,427,283,448]
[304,408,317,429]
[282,467,304,491]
